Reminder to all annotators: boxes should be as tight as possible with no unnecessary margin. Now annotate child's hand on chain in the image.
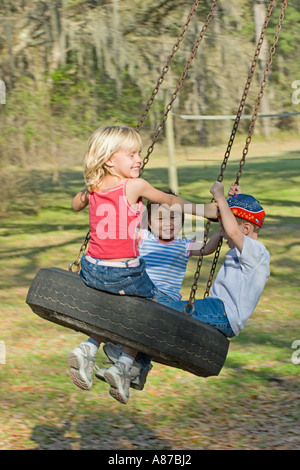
[228,182,242,196]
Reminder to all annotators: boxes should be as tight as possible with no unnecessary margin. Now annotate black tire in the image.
[26,267,229,377]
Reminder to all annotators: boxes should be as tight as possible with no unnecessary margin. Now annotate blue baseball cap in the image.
[218,194,265,228]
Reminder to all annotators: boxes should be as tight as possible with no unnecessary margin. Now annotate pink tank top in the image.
[87,179,143,259]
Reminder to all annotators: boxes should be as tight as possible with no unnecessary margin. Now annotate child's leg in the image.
[68,334,105,390]
[159,297,235,338]
[86,336,100,355]
[118,346,137,371]
[100,344,152,391]
[104,346,138,405]
[87,334,106,354]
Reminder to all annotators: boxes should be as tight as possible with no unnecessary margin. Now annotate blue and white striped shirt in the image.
[139,230,194,300]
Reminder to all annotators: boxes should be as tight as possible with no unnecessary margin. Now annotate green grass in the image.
[0,138,300,450]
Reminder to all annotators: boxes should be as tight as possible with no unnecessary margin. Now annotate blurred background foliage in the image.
[0,1,299,187]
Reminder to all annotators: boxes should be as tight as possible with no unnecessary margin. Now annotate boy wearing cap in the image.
[158,181,270,338]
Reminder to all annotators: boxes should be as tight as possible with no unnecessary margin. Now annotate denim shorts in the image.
[80,255,156,299]
[156,295,235,338]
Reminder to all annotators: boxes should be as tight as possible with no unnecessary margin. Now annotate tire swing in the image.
[26,0,287,378]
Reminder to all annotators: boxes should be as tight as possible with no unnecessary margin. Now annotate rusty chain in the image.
[185,0,288,313]
[135,0,201,133]
[139,0,220,175]
[204,0,288,297]
[69,0,218,271]
[216,0,274,185]
[69,232,91,273]
[235,0,288,185]
[70,0,288,295]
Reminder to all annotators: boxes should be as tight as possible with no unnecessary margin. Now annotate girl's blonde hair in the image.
[84,126,142,192]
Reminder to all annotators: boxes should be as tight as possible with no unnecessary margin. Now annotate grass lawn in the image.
[0,136,299,450]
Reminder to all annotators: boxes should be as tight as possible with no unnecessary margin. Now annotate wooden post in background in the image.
[165,93,178,194]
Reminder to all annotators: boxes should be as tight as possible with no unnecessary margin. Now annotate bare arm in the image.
[180,200,218,219]
[127,178,217,219]
[189,223,224,257]
[210,181,244,252]
[72,188,90,212]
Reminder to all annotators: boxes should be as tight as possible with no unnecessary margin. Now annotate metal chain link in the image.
[68,0,206,271]
[135,0,201,133]
[235,0,288,185]
[185,0,288,312]
[202,0,286,299]
[139,0,220,176]
[69,232,91,273]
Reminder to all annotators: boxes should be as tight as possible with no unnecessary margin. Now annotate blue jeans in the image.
[80,255,156,299]
[160,297,235,338]
[136,291,235,369]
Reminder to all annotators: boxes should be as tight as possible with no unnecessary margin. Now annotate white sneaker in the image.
[103,361,131,404]
[103,342,152,390]
[67,342,95,390]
